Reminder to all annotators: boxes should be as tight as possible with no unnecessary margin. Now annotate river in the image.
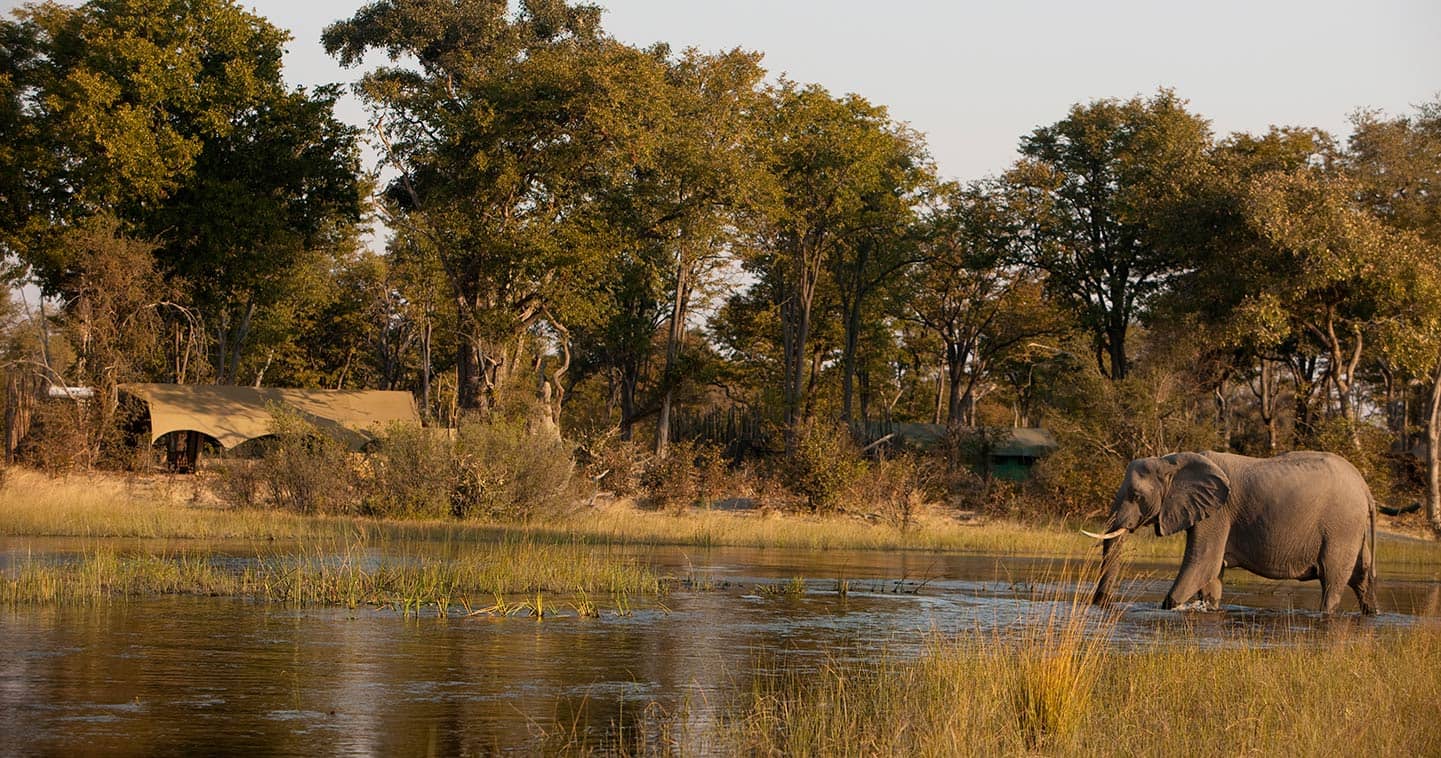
[3,541,1438,754]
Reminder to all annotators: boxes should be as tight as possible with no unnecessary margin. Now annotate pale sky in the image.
[6,0,1439,189]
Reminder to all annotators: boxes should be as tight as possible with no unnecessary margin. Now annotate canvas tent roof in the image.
[859,423,1057,457]
[119,383,420,450]
[993,427,1058,458]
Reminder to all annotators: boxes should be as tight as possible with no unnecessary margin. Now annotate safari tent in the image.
[859,422,1058,481]
[119,383,421,470]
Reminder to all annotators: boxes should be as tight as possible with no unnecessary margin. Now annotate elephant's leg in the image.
[1201,574,1224,609]
[1318,539,1361,614]
[1162,524,1226,610]
[1348,552,1377,616]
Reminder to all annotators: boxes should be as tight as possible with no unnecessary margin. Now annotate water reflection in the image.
[3,543,1438,754]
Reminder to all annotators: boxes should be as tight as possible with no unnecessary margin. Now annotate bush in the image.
[781,421,868,513]
[365,424,456,519]
[638,440,729,512]
[575,429,646,497]
[451,418,575,521]
[851,453,932,529]
[250,409,358,515]
[213,458,263,509]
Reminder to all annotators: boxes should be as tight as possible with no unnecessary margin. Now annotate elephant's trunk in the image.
[1091,532,1127,606]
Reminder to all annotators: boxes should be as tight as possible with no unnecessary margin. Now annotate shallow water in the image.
[3,540,1439,754]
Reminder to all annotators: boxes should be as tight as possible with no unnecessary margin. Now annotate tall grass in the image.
[728,602,1441,756]
[735,567,1123,755]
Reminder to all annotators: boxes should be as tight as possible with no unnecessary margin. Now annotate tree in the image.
[326,0,645,416]
[743,82,921,444]
[1240,169,1418,425]
[825,126,929,423]
[1,0,363,384]
[905,182,1064,428]
[146,85,365,383]
[1007,90,1212,380]
[1158,127,1339,448]
[581,47,766,453]
[1348,100,1441,534]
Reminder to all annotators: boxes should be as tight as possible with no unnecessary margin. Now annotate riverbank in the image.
[4,468,1439,564]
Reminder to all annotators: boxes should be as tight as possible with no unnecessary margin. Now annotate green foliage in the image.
[1007,89,1213,380]
[250,409,358,515]
[451,418,575,522]
[364,424,454,519]
[780,421,868,513]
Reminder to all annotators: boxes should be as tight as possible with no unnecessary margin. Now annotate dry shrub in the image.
[575,429,646,497]
[1022,441,1119,521]
[451,418,574,521]
[213,458,263,509]
[850,453,931,529]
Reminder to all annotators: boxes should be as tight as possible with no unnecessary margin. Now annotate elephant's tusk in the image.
[1081,527,1128,540]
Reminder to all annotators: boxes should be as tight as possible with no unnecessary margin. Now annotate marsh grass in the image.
[732,568,1121,756]
[1,538,664,612]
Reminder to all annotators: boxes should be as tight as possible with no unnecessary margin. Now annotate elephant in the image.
[1085,450,1377,614]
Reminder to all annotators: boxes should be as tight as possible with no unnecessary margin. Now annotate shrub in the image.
[851,453,931,529]
[213,458,263,509]
[575,429,646,497]
[451,418,574,521]
[781,421,867,513]
[251,408,358,515]
[365,423,455,519]
[638,440,729,512]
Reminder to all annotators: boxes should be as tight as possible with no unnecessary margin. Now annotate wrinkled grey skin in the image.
[1091,451,1377,614]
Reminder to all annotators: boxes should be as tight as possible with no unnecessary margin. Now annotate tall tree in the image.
[905,182,1065,428]
[744,82,919,444]
[1007,90,1212,380]
[1348,100,1441,533]
[1159,127,1339,447]
[326,0,644,416]
[1,0,363,384]
[582,47,765,453]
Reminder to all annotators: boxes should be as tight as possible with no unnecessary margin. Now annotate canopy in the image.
[119,383,421,450]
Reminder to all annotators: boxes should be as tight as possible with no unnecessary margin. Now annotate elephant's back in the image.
[1224,451,1371,578]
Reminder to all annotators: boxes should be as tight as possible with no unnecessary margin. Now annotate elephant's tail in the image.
[1368,486,1377,586]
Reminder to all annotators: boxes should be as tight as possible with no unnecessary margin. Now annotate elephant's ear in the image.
[1158,453,1230,536]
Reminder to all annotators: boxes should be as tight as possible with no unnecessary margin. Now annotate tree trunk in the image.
[619,364,638,442]
[1426,367,1441,537]
[655,268,690,457]
[945,342,966,428]
[1105,323,1127,381]
[420,317,432,422]
[840,296,862,421]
